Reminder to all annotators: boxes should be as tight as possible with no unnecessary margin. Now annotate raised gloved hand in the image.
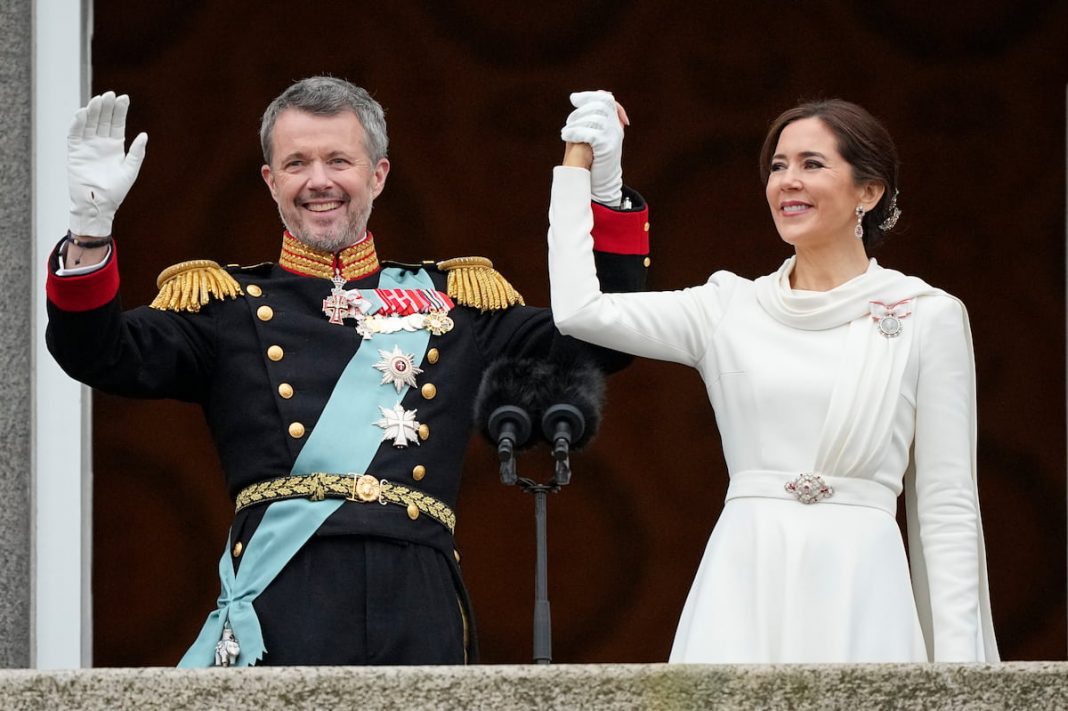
[67,91,148,236]
[560,90,627,206]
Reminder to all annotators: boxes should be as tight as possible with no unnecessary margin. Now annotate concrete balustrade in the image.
[0,663,1065,710]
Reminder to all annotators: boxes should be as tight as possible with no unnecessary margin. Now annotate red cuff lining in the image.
[46,244,121,312]
[590,202,650,255]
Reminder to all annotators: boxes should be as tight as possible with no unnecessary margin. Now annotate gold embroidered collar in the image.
[278,231,381,281]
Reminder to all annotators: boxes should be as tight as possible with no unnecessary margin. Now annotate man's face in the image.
[261,108,389,253]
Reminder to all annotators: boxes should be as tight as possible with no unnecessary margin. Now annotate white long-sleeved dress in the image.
[547,167,997,663]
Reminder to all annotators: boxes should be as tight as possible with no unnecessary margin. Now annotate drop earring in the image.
[854,205,865,240]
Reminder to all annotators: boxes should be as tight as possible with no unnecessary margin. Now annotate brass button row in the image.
[260,308,444,441]
[254,294,295,435]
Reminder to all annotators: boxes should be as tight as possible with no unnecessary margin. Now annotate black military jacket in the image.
[46,225,648,564]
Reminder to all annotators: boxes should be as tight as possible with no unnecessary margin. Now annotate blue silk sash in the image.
[179,267,434,667]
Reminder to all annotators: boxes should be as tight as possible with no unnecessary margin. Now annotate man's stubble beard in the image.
[279,197,374,253]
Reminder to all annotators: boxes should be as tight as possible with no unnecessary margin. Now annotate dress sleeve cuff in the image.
[46,236,120,312]
[590,185,649,255]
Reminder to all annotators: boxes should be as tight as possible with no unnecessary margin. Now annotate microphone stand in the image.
[501,406,585,665]
[515,474,561,665]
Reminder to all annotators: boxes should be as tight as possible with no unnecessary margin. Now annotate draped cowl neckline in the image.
[755,256,934,331]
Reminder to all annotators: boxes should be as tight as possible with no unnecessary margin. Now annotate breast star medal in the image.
[373,345,424,392]
[869,299,912,338]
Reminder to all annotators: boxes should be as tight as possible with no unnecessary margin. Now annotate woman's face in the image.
[765,117,871,250]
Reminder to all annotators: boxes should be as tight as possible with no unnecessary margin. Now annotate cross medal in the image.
[322,272,352,325]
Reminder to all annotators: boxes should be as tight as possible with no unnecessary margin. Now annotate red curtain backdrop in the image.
[87,1,1067,664]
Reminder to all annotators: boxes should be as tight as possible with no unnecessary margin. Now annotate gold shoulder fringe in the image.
[150,259,244,312]
[437,256,524,311]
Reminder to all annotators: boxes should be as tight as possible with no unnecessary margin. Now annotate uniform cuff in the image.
[591,186,649,255]
[46,236,120,312]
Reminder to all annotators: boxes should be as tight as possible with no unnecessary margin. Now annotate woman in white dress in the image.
[548,92,998,663]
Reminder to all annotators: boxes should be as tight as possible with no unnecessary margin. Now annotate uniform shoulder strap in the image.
[150,259,244,312]
[436,256,524,312]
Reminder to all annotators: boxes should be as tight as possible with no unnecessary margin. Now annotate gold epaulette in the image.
[437,256,524,311]
[149,259,244,313]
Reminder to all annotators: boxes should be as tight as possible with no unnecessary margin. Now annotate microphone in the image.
[473,358,551,484]
[539,355,605,486]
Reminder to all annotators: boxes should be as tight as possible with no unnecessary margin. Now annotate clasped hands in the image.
[560,90,629,207]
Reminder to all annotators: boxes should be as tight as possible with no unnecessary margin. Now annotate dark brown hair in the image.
[759,99,899,248]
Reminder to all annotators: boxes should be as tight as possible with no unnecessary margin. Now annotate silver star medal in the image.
[373,345,424,392]
[376,403,421,447]
[869,299,912,338]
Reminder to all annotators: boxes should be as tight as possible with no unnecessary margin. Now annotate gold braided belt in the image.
[234,473,456,534]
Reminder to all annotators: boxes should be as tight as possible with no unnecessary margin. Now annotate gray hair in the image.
[260,76,389,165]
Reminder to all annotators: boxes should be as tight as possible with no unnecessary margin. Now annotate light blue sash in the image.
[179,267,434,667]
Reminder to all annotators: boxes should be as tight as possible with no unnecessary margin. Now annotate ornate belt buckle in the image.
[785,472,833,504]
[347,473,381,502]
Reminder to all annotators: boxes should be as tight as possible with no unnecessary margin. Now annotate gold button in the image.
[232,541,243,558]
[407,503,420,520]
[288,422,305,438]
[643,222,650,232]
[246,284,263,297]
[421,383,437,400]
[257,305,274,321]
[454,549,461,563]
[643,257,651,268]
[412,465,426,481]
[267,345,284,361]
[418,424,430,441]
[426,348,440,364]
[278,383,294,399]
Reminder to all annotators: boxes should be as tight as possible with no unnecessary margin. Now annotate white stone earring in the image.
[854,205,865,240]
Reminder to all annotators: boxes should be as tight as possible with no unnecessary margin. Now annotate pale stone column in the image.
[0,0,34,669]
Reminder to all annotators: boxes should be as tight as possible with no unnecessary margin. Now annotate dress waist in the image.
[725,470,897,516]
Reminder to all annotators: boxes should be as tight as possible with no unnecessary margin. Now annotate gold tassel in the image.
[150,260,244,313]
[437,256,524,312]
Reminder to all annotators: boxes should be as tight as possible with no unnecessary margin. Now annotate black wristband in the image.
[67,232,113,249]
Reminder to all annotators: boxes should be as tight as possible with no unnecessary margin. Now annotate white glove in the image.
[560,90,624,206]
[67,91,148,236]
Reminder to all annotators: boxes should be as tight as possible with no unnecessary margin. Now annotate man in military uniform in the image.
[46,78,649,666]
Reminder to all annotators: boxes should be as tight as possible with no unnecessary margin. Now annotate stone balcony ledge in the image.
[0,662,1065,710]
